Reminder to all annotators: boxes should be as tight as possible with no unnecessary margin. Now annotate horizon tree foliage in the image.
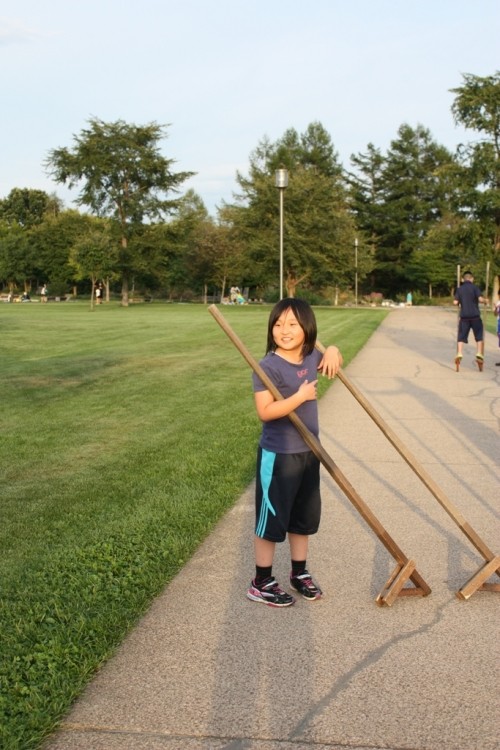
[450,71,500,290]
[31,209,97,295]
[0,222,32,291]
[1,73,498,303]
[138,189,212,299]
[69,217,119,308]
[226,122,360,300]
[0,187,62,229]
[0,188,64,291]
[45,118,195,305]
[348,124,458,296]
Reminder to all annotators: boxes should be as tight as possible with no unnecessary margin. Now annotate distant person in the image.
[21,291,31,302]
[406,292,413,306]
[41,284,48,302]
[453,271,488,371]
[247,298,343,607]
[495,291,500,366]
[95,284,103,304]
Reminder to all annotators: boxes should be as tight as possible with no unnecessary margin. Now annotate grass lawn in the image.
[0,301,387,749]
[485,314,498,337]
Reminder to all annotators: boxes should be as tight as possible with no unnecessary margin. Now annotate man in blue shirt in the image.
[453,271,489,371]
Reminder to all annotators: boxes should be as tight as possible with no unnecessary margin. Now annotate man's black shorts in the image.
[458,316,483,343]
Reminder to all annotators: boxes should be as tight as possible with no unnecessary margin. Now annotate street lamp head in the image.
[275,168,289,189]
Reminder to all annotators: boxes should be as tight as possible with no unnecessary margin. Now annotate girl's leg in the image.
[248,536,295,606]
[288,532,323,599]
[288,532,309,562]
[254,536,276,567]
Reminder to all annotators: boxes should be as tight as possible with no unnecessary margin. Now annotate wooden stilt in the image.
[209,306,431,606]
[376,560,418,607]
[315,342,500,600]
[457,556,500,600]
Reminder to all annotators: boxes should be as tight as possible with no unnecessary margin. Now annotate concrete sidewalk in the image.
[45,307,499,750]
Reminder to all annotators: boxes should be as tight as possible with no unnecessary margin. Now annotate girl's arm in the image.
[317,345,343,379]
[254,379,318,422]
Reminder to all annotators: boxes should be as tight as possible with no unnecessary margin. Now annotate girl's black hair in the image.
[266,298,317,355]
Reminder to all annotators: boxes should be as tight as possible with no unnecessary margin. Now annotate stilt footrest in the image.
[456,557,500,600]
[376,560,430,607]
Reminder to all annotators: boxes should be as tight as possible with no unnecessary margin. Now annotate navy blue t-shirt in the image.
[454,280,483,319]
[252,350,322,453]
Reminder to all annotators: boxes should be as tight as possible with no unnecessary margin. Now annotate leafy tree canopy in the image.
[228,122,359,299]
[450,71,500,265]
[0,188,61,229]
[45,118,195,304]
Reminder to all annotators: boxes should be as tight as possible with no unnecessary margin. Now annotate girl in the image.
[247,298,343,607]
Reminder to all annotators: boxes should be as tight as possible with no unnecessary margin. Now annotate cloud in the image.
[0,16,51,45]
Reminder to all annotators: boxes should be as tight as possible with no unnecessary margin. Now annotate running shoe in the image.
[247,577,295,607]
[290,571,323,600]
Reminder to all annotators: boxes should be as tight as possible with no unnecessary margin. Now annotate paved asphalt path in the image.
[45,307,499,750]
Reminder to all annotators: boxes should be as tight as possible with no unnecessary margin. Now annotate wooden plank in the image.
[315,342,500,591]
[481,582,500,593]
[376,560,418,607]
[456,556,500,600]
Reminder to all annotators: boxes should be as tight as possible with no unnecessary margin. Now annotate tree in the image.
[0,188,61,229]
[450,72,500,289]
[29,210,94,294]
[406,213,466,297]
[185,217,244,302]
[45,118,195,305]
[0,222,32,291]
[228,122,357,301]
[69,218,118,308]
[0,189,64,292]
[349,125,457,297]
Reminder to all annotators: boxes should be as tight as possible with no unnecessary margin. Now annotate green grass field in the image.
[485,315,498,337]
[1,301,387,749]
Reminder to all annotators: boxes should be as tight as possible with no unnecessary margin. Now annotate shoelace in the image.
[261,579,287,596]
[294,573,317,590]
[268,582,285,594]
[300,576,315,590]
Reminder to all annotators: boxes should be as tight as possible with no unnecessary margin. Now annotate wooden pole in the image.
[209,305,431,605]
[484,260,491,328]
[455,265,461,365]
[315,342,500,599]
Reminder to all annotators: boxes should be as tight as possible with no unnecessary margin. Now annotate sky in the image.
[2,1,499,215]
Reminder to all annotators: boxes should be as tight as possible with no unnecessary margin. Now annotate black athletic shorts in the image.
[458,316,483,343]
[254,447,321,542]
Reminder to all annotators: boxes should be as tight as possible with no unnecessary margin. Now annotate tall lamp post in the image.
[354,237,358,307]
[275,168,289,299]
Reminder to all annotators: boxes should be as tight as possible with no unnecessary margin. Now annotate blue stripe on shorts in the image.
[256,448,277,538]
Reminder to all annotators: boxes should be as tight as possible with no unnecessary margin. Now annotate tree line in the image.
[0,71,498,306]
